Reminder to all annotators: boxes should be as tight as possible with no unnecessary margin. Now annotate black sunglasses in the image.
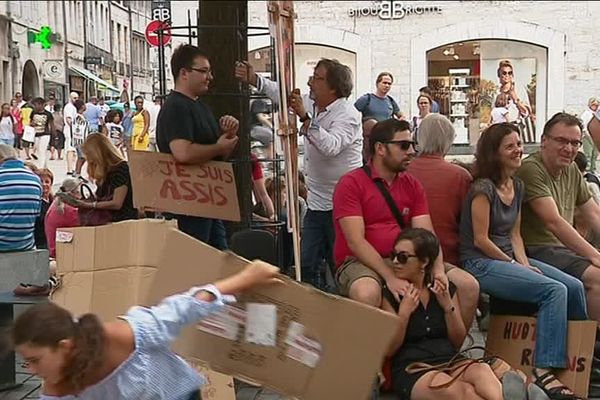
[390,250,419,265]
[383,140,419,152]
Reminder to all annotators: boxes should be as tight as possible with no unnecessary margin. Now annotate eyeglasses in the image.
[189,67,211,74]
[383,140,419,151]
[390,250,419,265]
[309,75,326,81]
[546,135,582,148]
[501,70,514,76]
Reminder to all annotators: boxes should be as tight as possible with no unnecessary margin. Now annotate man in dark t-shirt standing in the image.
[30,97,54,168]
[156,44,239,249]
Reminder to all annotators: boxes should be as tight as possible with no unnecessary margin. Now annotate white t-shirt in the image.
[147,104,160,139]
[491,107,509,124]
[63,102,77,136]
[100,104,110,119]
[72,114,89,145]
[105,122,124,146]
[0,116,14,140]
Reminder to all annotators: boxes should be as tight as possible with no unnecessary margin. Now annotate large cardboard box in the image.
[53,220,399,400]
[53,219,177,319]
[486,315,597,398]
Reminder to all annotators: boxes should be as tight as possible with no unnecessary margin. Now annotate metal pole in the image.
[61,0,69,100]
[128,4,134,97]
[82,0,88,99]
[158,29,165,97]
[6,1,15,96]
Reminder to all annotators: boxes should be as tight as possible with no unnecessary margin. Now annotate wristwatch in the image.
[299,112,312,123]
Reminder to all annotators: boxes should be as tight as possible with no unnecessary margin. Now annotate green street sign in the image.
[27,26,56,50]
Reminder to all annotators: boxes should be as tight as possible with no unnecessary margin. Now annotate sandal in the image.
[532,369,583,399]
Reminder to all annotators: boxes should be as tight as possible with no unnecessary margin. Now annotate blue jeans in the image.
[463,257,588,368]
[174,214,227,250]
[300,209,335,291]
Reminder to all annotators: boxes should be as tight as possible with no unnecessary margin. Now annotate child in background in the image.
[103,109,125,156]
[491,93,510,124]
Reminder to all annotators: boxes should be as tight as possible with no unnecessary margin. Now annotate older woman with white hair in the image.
[407,114,480,329]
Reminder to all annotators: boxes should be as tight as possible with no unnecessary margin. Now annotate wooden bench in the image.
[0,292,48,391]
[0,249,49,293]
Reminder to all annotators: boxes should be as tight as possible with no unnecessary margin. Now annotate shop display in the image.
[449,68,470,144]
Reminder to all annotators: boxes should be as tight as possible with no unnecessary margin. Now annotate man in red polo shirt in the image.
[333,119,479,328]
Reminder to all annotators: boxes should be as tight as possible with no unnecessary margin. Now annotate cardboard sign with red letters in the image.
[486,315,597,398]
[129,151,241,222]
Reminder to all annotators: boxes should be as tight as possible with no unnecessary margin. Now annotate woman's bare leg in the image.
[410,371,484,400]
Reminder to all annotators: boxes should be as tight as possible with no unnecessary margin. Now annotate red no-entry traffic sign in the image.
[145,20,171,47]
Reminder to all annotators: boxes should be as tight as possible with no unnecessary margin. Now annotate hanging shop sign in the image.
[43,60,64,83]
[348,1,442,20]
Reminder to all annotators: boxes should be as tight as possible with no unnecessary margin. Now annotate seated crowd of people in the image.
[331,112,600,399]
[2,44,600,399]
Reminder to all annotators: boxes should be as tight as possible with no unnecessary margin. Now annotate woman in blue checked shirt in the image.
[11,261,281,400]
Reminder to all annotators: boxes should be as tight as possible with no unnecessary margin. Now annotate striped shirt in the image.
[40,285,233,400]
[0,159,41,251]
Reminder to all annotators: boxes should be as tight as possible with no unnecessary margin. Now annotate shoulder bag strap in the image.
[362,165,405,230]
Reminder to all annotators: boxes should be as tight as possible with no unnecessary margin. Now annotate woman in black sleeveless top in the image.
[381,228,502,400]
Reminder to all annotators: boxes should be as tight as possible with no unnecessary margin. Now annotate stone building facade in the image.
[0,0,154,104]
[247,0,600,147]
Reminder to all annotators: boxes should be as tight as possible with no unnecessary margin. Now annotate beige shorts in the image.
[335,258,457,297]
[335,258,383,297]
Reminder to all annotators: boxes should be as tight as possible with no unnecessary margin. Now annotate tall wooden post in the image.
[197,1,252,232]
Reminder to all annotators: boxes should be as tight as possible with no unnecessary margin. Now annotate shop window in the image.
[426,40,547,145]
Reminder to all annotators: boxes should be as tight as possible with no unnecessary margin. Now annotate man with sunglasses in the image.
[517,112,600,324]
[156,44,239,250]
[333,119,450,309]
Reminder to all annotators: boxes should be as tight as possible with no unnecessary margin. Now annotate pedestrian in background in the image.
[131,96,150,151]
[0,103,16,146]
[30,97,53,168]
[10,98,23,150]
[50,103,65,160]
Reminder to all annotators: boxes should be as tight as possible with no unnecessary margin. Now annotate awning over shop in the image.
[69,65,119,93]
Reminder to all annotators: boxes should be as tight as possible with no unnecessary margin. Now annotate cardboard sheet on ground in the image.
[486,315,597,398]
[128,151,241,221]
[53,220,399,400]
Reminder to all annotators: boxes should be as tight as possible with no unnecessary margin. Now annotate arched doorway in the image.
[22,60,40,98]
[410,21,565,144]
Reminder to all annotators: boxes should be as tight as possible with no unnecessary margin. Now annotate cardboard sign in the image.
[129,151,241,221]
[189,359,235,400]
[486,315,597,397]
[53,220,400,400]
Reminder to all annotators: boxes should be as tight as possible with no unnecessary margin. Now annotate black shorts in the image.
[526,245,590,280]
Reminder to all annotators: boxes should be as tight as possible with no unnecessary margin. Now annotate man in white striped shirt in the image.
[236,59,363,291]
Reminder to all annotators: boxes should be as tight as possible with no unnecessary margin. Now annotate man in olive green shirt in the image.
[517,112,600,323]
